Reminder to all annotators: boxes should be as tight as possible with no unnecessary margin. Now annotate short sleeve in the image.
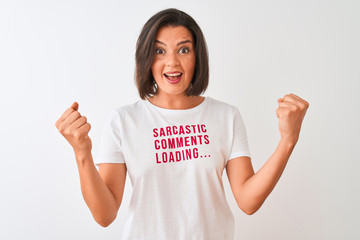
[228,108,251,162]
[95,110,126,166]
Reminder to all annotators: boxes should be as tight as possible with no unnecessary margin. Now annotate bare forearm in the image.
[240,138,295,213]
[74,151,118,226]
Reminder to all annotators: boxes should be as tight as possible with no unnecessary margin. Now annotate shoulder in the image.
[206,97,240,115]
[112,100,146,115]
[106,99,146,121]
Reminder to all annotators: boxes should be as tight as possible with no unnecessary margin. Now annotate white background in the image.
[1,0,359,239]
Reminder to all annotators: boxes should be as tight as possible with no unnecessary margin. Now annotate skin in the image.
[55,25,309,227]
[55,103,126,227]
[226,94,309,214]
[148,25,205,109]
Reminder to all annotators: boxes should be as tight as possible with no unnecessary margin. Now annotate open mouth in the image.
[164,72,183,81]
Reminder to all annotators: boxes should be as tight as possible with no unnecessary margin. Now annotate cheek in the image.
[185,57,196,75]
[151,61,163,77]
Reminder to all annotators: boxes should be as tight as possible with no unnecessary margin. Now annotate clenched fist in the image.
[55,102,92,154]
[276,93,309,145]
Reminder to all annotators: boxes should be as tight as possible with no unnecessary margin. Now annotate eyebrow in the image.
[155,40,192,46]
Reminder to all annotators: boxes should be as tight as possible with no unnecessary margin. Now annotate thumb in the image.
[71,102,79,111]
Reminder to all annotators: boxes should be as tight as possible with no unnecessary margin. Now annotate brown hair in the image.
[135,8,209,99]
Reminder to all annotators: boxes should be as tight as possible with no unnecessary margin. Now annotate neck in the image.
[147,94,205,110]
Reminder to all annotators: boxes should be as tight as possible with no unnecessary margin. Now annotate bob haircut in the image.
[135,8,209,99]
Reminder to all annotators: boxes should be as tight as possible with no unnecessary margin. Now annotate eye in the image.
[179,47,189,54]
[155,48,165,55]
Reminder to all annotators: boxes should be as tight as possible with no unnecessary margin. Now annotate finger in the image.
[71,116,88,129]
[71,102,79,111]
[278,101,297,109]
[283,94,299,103]
[288,93,302,100]
[62,110,82,126]
[282,94,308,110]
[287,94,310,108]
[294,94,309,109]
[277,103,297,118]
[79,122,91,134]
[78,123,91,139]
[56,102,79,128]
[289,93,308,101]
[56,108,75,128]
[276,107,289,119]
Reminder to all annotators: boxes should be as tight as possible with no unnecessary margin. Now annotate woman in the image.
[55,8,309,240]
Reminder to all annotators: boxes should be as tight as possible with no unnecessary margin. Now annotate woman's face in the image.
[151,25,196,97]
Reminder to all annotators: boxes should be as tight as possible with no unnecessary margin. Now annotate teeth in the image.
[165,73,182,77]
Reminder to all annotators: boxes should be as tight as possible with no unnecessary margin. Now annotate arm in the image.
[75,152,126,227]
[226,140,294,215]
[56,102,126,227]
[226,93,309,215]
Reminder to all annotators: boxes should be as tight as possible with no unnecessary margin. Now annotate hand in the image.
[276,93,309,145]
[55,102,92,154]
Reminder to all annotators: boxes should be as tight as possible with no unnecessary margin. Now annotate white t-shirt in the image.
[95,96,251,240]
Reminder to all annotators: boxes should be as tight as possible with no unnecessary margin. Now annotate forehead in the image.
[155,25,193,43]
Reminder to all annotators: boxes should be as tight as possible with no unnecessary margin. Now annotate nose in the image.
[165,51,180,67]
